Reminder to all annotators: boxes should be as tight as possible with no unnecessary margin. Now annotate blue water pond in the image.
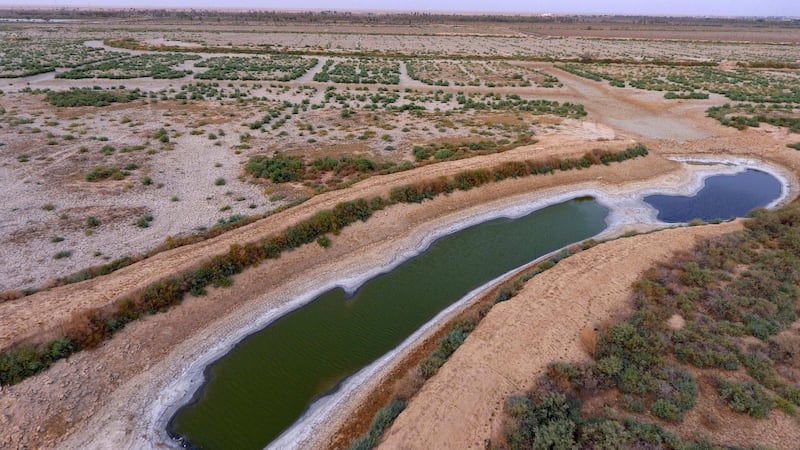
[644,169,782,223]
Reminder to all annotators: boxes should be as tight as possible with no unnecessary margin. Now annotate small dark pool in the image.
[643,169,782,223]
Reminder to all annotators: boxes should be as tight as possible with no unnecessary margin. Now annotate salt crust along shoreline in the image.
[127,156,794,450]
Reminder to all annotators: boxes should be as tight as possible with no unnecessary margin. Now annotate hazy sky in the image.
[9,0,798,17]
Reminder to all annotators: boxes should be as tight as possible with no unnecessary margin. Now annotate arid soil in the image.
[1,18,800,450]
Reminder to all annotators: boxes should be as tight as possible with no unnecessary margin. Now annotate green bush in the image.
[505,392,581,450]
[85,166,128,182]
[86,216,101,228]
[246,153,305,183]
[54,250,72,259]
[0,338,76,385]
[651,398,682,422]
[316,235,331,248]
[718,380,773,418]
[136,214,154,228]
[417,325,471,380]
[348,399,405,450]
[579,420,631,450]
[46,88,142,107]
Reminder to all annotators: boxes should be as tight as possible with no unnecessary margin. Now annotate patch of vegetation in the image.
[0,338,76,385]
[348,399,406,450]
[412,140,504,162]
[245,153,306,183]
[46,87,143,107]
[717,380,774,418]
[136,214,154,228]
[418,318,479,379]
[84,166,130,182]
[560,63,800,104]
[707,103,800,131]
[57,53,199,79]
[0,39,121,77]
[195,55,317,81]
[85,216,101,228]
[314,58,400,84]
[53,250,72,259]
[664,91,709,100]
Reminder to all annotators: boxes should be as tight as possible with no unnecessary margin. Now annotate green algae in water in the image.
[170,198,608,450]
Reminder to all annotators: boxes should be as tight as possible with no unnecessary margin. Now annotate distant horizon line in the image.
[0,5,796,19]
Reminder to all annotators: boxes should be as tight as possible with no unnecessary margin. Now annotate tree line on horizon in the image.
[0,8,796,26]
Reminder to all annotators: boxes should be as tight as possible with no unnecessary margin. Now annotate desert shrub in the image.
[348,399,405,450]
[65,310,112,349]
[246,153,305,183]
[316,235,331,248]
[650,398,682,422]
[665,91,709,100]
[137,277,183,313]
[389,184,432,203]
[718,380,773,418]
[46,88,141,107]
[622,418,684,448]
[599,143,648,164]
[86,216,101,228]
[505,391,581,450]
[417,324,472,380]
[136,214,154,228]
[0,338,76,385]
[596,322,665,369]
[453,169,492,191]
[533,419,577,450]
[579,419,631,450]
[57,256,141,285]
[672,324,740,369]
[493,161,529,180]
[54,250,72,259]
[494,285,515,303]
[740,352,780,389]
[84,166,128,182]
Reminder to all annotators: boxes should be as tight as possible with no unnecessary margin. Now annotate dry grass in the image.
[579,326,598,357]
[0,290,25,303]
